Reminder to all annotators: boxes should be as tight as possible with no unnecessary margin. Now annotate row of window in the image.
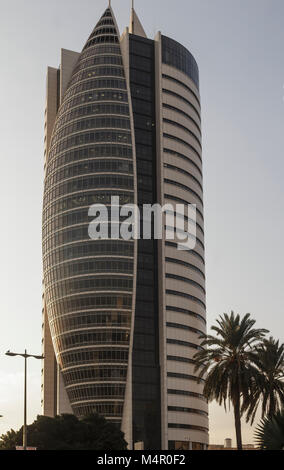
[46,276,133,301]
[164,118,201,150]
[43,222,132,254]
[50,312,131,335]
[165,273,205,295]
[48,130,132,162]
[168,389,205,401]
[168,441,205,451]
[167,355,196,365]
[46,144,132,177]
[67,384,125,402]
[44,174,133,207]
[46,213,203,247]
[164,226,204,252]
[164,177,203,207]
[167,338,202,350]
[168,406,207,417]
[44,219,140,252]
[69,66,125,89]
[73,402,123,418]
[51,117,131,149]
[91,17,115,29]
[43,206,136,241]
[164,133,202,164]
[164,207,204,235]
[166,306,206,325]
[58,90,128,119]
[64,78,126,103]
[45,259,134,285]
[79,44,121,63]
[165,256,205,279]
[165,220,203,250]
[88,27,117,39]
[166,289,206,310]
[60,347,129,368]
[165,241,204,265]
[47,294,132,319]
[167,372,204,383]
[164,162,203,193]
[63,366,127,385]
[166,322,204,337]
[164,194,203,222]
[43,240,134,270]
[53,103,130,136]
[168,424,207,432]
[54,330,130,350]
[162,73,200,107]
[43,191,134,224]
[45,159,133,190]
[84,34,119,49]
[163,88,200,121]
[102,10,112,17]
[43,208,88,240]
[164,147,202,178]
[163,103,201,134]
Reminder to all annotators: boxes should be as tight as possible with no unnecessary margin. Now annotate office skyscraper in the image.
[42,4,208,450]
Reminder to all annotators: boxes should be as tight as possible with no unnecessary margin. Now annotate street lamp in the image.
[5,349,44,450]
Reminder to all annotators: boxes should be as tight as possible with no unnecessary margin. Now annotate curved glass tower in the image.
[42,4,208,450]
[43,7,135,422]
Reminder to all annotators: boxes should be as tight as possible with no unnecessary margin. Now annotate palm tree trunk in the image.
[268,391,275,418]
[233,395,243,450]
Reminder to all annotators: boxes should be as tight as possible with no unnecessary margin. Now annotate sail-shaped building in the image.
[42,4,208,450]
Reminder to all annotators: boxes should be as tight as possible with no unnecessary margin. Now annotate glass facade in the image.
[129,34,161,450]
[42,7,134,423]
[161,36,199,89]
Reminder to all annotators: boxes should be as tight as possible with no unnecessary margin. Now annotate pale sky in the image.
[0,0,283,447]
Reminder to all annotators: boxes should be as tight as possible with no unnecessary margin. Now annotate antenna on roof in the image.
[108,0,111,7]
[131,0,134,33]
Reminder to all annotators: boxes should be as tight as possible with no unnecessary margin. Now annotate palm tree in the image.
[243,337,284,423]
[194,311,268,450]
[255,410,284,450]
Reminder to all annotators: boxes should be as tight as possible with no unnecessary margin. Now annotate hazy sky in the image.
[0,0,283,446]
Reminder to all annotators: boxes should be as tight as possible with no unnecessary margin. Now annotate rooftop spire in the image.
[129,1,147,38]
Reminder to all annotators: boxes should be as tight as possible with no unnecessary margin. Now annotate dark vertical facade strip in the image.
[129,34,161,449]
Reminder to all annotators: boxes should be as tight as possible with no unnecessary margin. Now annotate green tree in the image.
[255,410,284,450]
[194,311,268,450]
[0,413,127,450]
[243,337,284,423]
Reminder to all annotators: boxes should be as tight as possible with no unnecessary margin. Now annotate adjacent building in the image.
[42,4,208,450]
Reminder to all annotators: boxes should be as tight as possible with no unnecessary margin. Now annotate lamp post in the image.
[5,349,44,450]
